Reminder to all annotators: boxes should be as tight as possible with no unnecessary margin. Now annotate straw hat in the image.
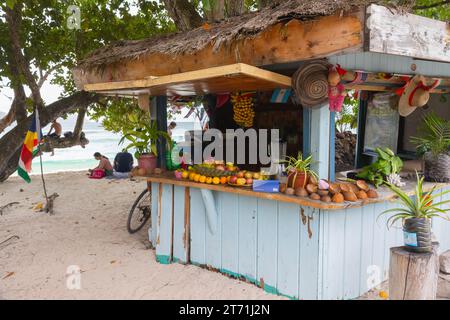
[398,75,439,117]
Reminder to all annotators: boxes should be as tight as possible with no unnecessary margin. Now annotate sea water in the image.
[5,115,200,176]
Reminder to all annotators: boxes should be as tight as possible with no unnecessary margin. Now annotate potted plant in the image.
[411,112,450,182]
[381,172,450,253]
[120,120,170,172]
[281,152,318,189]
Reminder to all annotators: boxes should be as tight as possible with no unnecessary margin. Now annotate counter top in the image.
[137,174,449,211]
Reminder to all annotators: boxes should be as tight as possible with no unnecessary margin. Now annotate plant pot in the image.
[287,170,309,189]
[403,218,432,253]
[424,152,450,183]
[138,153,157,172]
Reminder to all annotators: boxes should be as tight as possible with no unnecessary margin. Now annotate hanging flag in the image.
[271,88,292,103]
[17,111,42,183]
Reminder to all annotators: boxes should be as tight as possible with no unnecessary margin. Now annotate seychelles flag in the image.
[18,110,42,183]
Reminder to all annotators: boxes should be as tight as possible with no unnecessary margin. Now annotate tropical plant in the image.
[380,172,450,228]
[411,112,450,157]
[119,119,171,160]
[357,147,403,188]
[335,91,359,133]
[281,152,318,180]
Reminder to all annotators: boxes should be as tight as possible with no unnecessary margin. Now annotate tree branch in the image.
[0,91,99,182]
[162,0,203,31]
[5,4,45,112]
[414,0,450,10]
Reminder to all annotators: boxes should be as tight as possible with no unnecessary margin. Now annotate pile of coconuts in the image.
[280,177,378,204]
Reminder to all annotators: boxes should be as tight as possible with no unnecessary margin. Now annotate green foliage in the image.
[281,152,318,181]
[357,147,403,187]
[414,0,450,21]
[411,112,450,157]
[380,172,450,228]
[336,91,359,133]
[119,119,170,159]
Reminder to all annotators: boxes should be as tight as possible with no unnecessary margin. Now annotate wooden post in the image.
[156,96,168,168]
[309,104,331,180]
[389,246,439,300]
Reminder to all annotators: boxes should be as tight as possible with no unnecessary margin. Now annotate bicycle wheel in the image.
[127,188,152,234]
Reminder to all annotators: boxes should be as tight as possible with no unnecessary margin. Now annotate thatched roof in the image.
[77,0,413,70]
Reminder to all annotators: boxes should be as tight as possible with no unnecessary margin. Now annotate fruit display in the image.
[279,178,379,204]
[231,92,255,128]
[228,171,261,187]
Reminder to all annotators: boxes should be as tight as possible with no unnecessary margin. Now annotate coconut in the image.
[309,193,321,201]
[154,168,162,175]
[279,183,287,194]
[356,180,370,192]
[321,195,332,203]
[348,183,360,194]
[367,189,379,199]
[339,183,351,193]
[329,183,341,194]
[318,189,329,196]
[332,193,344,203]
[306,183,318,194]
[285,188,295,195]
[356,190,368,199]
[343,191,358,202]
[309,175,319,185]
[295,187,309,197]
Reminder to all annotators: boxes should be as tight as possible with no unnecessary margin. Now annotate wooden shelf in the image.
[136,174,450,211]
[84,63,292,97]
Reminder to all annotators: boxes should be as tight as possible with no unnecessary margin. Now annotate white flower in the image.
[387,173,405,187]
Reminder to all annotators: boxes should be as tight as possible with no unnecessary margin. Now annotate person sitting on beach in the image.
[47,119,62,138]
[89,152,114,176]
[114,150,134,173]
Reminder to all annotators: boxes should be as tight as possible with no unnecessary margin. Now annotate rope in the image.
[292,60,330,108]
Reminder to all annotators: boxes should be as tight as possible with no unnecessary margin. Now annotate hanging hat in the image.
[398,75,440,117]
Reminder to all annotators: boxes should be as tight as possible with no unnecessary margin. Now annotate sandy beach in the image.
[0,172,285,300]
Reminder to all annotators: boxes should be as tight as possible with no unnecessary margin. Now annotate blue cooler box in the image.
[252,180,280,193]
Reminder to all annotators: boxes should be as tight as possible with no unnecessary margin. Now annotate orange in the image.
[379,291,388,299]
[212,177,220,185]
[199,175,207,183]
[189,172,196,181]
[220,177,227,184]
[182,171,189,179]
[194,174,201,182]
[206,177,213,184]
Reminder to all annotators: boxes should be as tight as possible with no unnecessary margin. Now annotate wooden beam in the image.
[83,63,292,95]
[74,11,364,88]
[366,4,450,63]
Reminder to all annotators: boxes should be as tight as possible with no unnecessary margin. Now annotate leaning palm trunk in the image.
[424,152,450,183]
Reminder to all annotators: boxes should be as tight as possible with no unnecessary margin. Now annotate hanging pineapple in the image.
[231,92,255,128]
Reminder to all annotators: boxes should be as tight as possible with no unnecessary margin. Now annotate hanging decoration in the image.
[327,64,347,112]
[292,60,329,108]
[231,92,255,128]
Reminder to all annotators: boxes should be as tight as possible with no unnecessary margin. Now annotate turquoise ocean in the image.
[4,115,199,177]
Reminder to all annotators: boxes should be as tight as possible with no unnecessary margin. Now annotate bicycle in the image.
[127,183,152,234]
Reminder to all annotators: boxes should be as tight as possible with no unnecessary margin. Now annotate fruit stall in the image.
[73,3,450,299]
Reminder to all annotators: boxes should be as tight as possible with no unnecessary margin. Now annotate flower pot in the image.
[287,170,309,189]
[403,218,432,253]
[138,153,157,173]
[424,152,450,183]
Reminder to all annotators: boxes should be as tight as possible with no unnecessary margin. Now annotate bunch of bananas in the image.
[231,93,255,128]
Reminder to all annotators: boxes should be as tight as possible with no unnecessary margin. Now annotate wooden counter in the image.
[136,174,449,211]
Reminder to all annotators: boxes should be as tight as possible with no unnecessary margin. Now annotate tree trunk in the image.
[205,0,225,22]
[389,246,440,300]
[73,108,86,139]
[258,0,278,9]
[0,92,99,182]
[162,0,203,31]
[226,0,245,17]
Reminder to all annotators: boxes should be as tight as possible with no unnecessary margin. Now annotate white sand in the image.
[0,172,284,300]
